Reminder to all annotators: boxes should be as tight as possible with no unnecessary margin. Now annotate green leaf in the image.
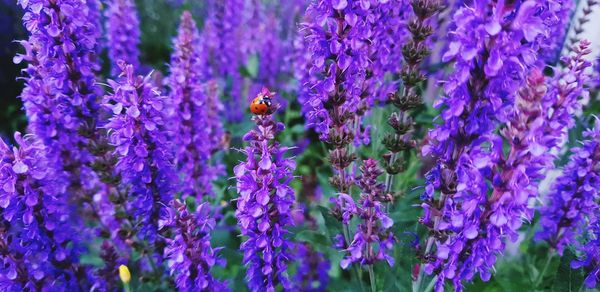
[295,230,331,251]
[551,250,585,292]
[317,205,342,238]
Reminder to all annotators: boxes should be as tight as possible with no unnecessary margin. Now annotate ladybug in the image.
[250,87,275,115]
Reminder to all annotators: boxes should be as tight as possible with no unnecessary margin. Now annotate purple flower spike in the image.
[164,200,228,291]
[201,0,247,122]
[537,117,599,255]
[169,11,223,199]
[293,243,330,292]
[420,1,558,290]
[103,62,175,247]
[334,158,395,268]
[106,0,141,76]
[16,0,103,198]
[0,133,86,290]
[234,99,295,292]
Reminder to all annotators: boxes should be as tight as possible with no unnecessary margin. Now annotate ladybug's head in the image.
[260,87,276,99]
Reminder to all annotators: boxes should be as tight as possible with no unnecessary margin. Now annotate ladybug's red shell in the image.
[250,96,272,115]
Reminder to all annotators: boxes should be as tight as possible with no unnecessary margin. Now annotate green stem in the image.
[124,282,132,292]
[368,265,377,292]
[534,254,554,288]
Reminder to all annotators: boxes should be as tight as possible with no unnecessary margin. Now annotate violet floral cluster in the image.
[234,107,295,292]
[537,118,599,260]
[293,243,330,292]
[420,1,559,290]
[103,62,175,247]
[201,0,247,122]
[164,201,227,291]
[0,133,87,290]
[332,158,395,268]
[168,11,223,199]
[15,0,102,197]
[106,0,141,76]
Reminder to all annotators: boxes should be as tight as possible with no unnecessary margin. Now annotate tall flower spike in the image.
[383,0,442,202]
[419,1,554,290]
[169,11,222,199]
[234,97,295,292]
[0,133,86,290]
[164,200,227,291]
[571,215,599,288]
[302,1,372,142]
[493,40,592,254]
[15,0,103,200]
[333,159,395,269]
[537,118,599,255]
[103,62,175,248]
[201,0,247,122]
[106,0,141,76]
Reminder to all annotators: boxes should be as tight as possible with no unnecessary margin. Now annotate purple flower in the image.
[164,200,227,291]
[538,0,575,63]
[234,100,295,292]
[103,62,175,247]
[301,0,371,140]
[0,133,86,290]
[106,0,141,75]
[571,217,599,288]
[537,118,599,255]
[333,159,395,268]
[15,0,103,197]
[421,1,555,290]
[293,243,330,292]
[168,11,223,199]
[201,0,247,122]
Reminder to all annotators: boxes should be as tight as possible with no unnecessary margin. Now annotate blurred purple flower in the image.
[293,243,330,292]
[168,11,223,199]
[537,118,599,255]
[106,0,141,76]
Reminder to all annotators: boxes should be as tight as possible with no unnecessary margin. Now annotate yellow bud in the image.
[118,265,131,284]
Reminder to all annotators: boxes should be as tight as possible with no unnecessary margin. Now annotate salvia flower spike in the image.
[234,93,295,292]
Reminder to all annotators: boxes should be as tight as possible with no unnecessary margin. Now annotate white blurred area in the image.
[564,2,600,59]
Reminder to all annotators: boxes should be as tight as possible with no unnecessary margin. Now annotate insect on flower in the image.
[250,87,276,115]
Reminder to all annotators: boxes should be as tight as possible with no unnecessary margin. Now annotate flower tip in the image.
[118,265,131,284]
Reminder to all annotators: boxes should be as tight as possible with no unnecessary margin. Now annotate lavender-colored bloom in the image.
[15,0,102,196]
[164,200,227,291]
[201,0,246,122]
[234,100,295,291]
[0,133,85,290]
[421,1,555,290]
[333,159,395,268]
[106,0,141,76]
[293,243,330,292]
[301,0,371,140]
[537,118,599,255]
[571,217,599,288]
[538,0,575,63]
[103,62,175,246]
[169,11,223,199]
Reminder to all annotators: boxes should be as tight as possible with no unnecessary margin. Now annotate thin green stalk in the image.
[368,265,377,292]
[124,282,132,292]
[534,254,554,288]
